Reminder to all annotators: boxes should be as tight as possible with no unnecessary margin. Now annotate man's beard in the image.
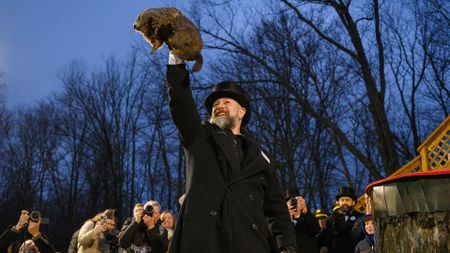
[340,204,352,214]
[210,115,237,130]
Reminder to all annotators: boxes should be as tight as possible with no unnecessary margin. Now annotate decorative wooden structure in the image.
[354,115,450,212]
[366,170,450,252]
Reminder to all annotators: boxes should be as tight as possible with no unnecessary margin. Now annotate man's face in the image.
[106,219,116,231]
[317,217,327,230]
[134,205,144,216]
[152,205,161,222]
[209,98,246,130]
[365,220,375,235]
[338,196,355,213]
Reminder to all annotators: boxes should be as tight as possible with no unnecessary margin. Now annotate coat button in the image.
[226,186,232,193]
[251,224,258,230]
[248,194,255,201]
[209,210,218,216]
[260,176,265,180]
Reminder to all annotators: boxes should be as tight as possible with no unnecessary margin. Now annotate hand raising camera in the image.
[93,218,108,237]
[27,218,41,238]
[14,210,30,231]
[134,208,144,224]
[142,214,155,230]
[287,196,309,219]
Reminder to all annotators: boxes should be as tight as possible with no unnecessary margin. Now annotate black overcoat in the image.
[166,64,296,253]
[292,211,320,253]
[326,209,363,253]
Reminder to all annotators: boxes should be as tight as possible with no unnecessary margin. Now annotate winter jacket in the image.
[0,225,56,253]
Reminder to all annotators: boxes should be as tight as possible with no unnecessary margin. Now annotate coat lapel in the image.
[230,149,269,184]
[209,124,269,183]
[211,128,236,165]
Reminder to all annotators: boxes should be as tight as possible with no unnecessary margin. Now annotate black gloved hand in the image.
[280,246,296,253]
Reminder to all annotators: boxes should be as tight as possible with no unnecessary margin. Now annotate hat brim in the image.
[335,194,357,202]
[205,90,251,126]
[315,214,328,218]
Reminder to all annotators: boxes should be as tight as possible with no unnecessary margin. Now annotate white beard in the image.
[210,115,237,130]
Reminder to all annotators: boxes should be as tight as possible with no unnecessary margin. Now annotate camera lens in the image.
[29,211,41,222]
[143,205,154,217]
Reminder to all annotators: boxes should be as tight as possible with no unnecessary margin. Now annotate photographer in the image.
[77,209,118,253]
[118,201,168,253]
[286,195,320,253]
[0,210,56,253]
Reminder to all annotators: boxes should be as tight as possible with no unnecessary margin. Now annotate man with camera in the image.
[286,192,320,253]
[326,186,363,253]
[118,201,168,253]
[0,210,56,253]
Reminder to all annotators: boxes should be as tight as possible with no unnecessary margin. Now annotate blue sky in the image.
[0,0,182,106]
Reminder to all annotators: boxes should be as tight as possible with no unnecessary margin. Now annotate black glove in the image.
[280,246,296,253]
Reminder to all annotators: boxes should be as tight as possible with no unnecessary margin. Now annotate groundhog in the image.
[133,7,203,72]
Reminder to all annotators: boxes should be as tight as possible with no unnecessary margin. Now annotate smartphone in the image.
[290,198,297,210]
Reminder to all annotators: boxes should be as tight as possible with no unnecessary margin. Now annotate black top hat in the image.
[335,186,357,201]
[204,81,251,126]
[314,209,329,218]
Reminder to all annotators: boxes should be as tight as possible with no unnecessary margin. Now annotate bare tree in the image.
[187,0,448,196]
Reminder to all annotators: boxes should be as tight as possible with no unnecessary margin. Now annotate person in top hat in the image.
[326,186,363,253]
[164,53,296,253]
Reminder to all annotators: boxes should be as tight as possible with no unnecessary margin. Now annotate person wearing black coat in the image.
[326,187,363,253]
[287,196,321,253]
[314,209,333,253]
[118,202,168,253]
[0,210,56,253]
[165,52,297,253]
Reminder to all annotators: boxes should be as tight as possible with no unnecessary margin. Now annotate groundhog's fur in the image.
[133,7,203,72]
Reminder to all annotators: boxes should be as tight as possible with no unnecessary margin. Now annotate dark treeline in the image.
[0,0,448,250]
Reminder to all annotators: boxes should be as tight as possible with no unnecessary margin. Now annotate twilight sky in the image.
[0,0,181,106]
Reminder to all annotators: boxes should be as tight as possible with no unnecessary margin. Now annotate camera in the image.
[99,215,108,225]
[143,204,154,217]
[29,211,41,222]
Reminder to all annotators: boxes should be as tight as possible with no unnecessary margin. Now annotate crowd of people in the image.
[0,186,374,253]
[0,200,177,253]
[285,186,374,253]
